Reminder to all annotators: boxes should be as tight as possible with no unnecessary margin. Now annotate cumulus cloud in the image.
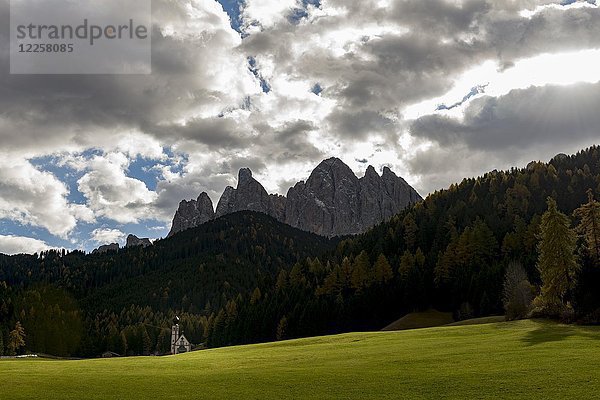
[0,155,94,238]
[0,235,51,255]
[90,228,126,245]
[241,0,297,31]
[77,152,159,223]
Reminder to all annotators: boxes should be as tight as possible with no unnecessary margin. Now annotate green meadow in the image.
[1,320,599,399]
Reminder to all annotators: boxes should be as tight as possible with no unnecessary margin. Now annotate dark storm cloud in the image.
[3,0,600,154]
[148,117,248,149]
[485,6,600,63]
[0,0,257,154]
[411,82,600,151]
[252,120,325,163]
[326,109,397,141]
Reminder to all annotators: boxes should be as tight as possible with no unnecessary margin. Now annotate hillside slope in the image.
[1,321,599,400]
[0,211,335,356]
[1,211,334,312]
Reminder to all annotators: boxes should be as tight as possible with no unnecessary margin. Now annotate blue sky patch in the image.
[311,83,323,96]
[218,0,244,32]
[248,56,271,93]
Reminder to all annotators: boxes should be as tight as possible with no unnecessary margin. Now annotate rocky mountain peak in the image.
[320,157,346,167]
[196,192,214,210]
[168,159,422,238]
[168,191,215,237]
[126,234,152,248]
[364,165,380,180]
[307,158,360,197]
[238,168,253,186]
[215,168,275,218]
[92,243,119,254]
[312,157,355,176]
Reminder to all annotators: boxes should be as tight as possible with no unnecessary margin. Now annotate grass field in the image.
[446,316,507,326]
[1,320,600,399]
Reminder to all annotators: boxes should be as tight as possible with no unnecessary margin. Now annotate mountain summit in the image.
[168,158,421,237]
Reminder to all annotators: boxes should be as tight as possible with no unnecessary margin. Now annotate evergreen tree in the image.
[155,329,169,355]
[318,266,341,296]
[120,331,128,356]
[250,287,262,305]
[0,331,4,356]
[398,251,414,282]
[351,251,370,291]
[502,261,534,320]
[340,257,352,289]
[276,316,287,341]
[8,321,26,356]
[372,254,393,284]
[403,214,418,251]
[534,198,579,316]
[575,189,600,266]
[414,248,426,269]
[275,270,288,292]
[141,327,152,356]
[289,263,307,287]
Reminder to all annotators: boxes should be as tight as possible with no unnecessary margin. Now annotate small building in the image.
[173,334,192,354]
[102,351,121,358]
[171,316,193,354]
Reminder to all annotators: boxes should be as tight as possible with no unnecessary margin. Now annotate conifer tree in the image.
[141,327,152,356]
[275,270,288,292]
[574,189,600,266]
[318,266,341,296]
[117,332,127,355]
[403,214,418,251]
[414,248,426,272]
[7,321,25,356]
[276,316,287,341]
[289,263,307,287]
[399,250,415,281]
[156,329,169,354]
[502,261,534,320]
[351,251,370,291]
[372,254,393,284]
[340,257,353,289]
[535,198,579,315]
[250,287,262,305]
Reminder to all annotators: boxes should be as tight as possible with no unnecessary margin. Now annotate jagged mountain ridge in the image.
[169,158,422,237]
[91,235,152,254]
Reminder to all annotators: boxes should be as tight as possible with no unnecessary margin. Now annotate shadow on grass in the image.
[522,320,600,346]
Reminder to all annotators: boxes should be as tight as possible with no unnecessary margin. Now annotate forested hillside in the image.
[205,146,600,346]
[0,212,335,356]
[1,146,600,357]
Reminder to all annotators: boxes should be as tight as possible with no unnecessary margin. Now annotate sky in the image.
[1,0,600,254]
